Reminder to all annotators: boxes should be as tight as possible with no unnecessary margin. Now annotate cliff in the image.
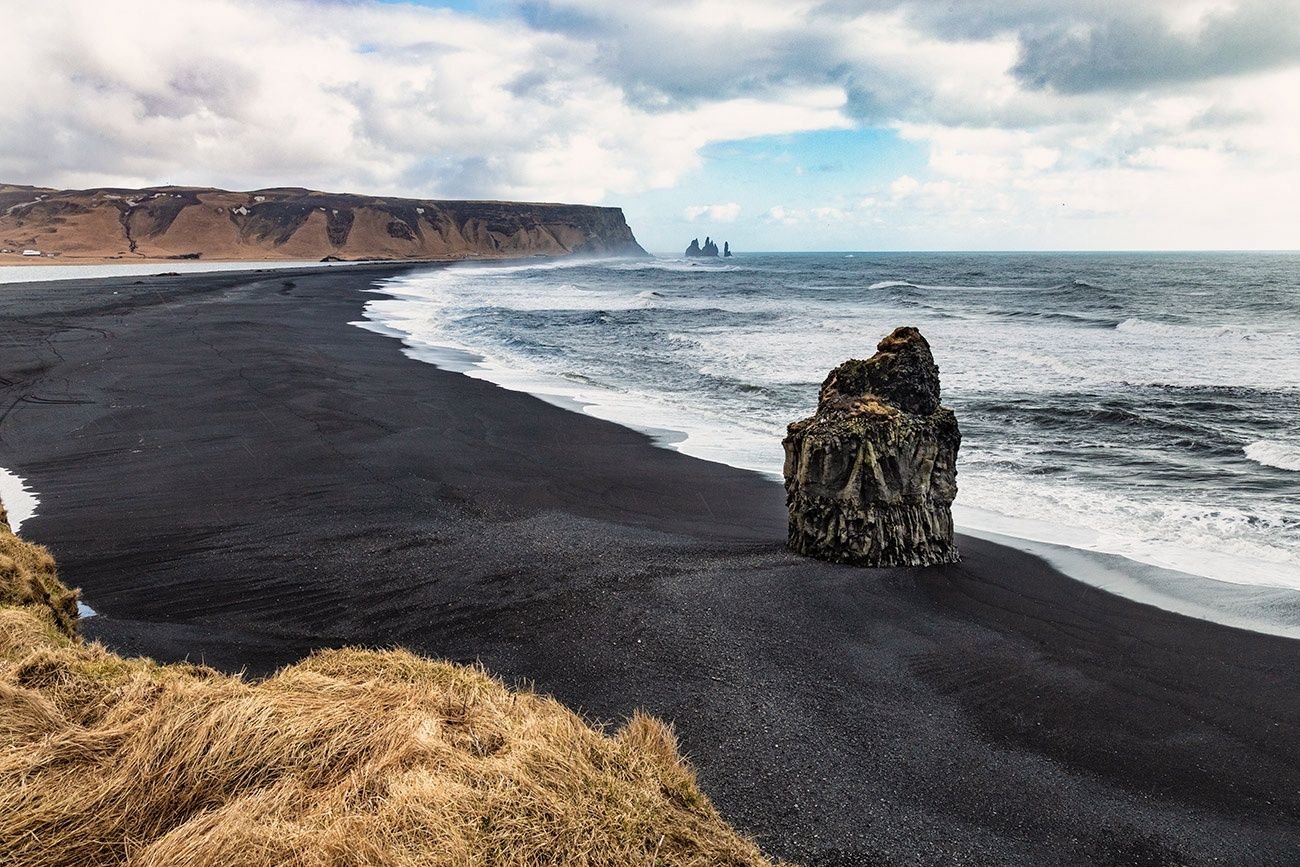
[0,184,648,264]
[0,500,777,866]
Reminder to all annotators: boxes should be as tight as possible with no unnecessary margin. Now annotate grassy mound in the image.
[0,502,778,866]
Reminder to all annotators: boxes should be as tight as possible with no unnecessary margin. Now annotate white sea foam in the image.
[954,470,1300,591]
[0,468,98,618]
[1245,440,1300,472]
[610,259,743,273]
[0,467,38,532]
[448,257,645,279]
[867,279,1038,293]
[357,256,1300,619]
[1115,317,1271,341]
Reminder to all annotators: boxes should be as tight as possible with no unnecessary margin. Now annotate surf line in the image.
[0,467,94,617]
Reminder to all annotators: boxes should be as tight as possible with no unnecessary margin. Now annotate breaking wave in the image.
[359,251,1300,615]
[1116,317,1262,341]
[1244,440,1300,472]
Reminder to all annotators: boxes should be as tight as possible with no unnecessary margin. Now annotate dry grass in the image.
[0,501,779,866]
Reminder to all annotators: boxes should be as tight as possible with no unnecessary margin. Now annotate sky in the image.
[2,0,1298,251]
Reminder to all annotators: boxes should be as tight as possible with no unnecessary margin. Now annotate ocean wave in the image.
[1244,440,1300,472]
[956,470,1300,590]
[868,279,1106,298]
[977,402,1223,440]
[446,257,632,277]
[1116,317,1259,340]
[992,349,1092,382]
[361,251,1300,603]
[995,309,1119,328]
[608,260,743,273]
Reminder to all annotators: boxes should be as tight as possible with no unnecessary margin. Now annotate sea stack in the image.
[685,236,720,257]
[783,326,960,567]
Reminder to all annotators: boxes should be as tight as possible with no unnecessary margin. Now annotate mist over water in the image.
[362,252,1300,602]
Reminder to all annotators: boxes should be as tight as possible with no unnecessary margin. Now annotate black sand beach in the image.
[2,267,1297,866]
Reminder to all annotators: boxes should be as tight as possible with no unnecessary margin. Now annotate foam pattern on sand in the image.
[0,468,37,532]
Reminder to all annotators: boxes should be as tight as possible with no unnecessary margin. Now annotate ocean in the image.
[360,251,1300,630]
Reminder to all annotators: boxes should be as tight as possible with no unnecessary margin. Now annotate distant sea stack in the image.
[783,327,960,567]
[0,184,648,263]
[685,236,723,258]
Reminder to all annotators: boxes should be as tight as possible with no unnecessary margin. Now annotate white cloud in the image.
[3,0,1298,248]
[889,176,921,199]
[0,0,847,203]
[766,206,800,225]
[764,204,854,226]
[811,207,849,222]
[685,202,742,222]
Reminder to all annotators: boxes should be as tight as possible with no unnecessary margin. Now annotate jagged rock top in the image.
[815,326,943,418]
[684,236,721,258]
[783,325,960,567]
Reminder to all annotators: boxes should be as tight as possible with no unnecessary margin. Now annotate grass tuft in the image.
[0,500,779,866]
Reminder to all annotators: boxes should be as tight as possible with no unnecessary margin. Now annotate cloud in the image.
[765,206,799,225]
[3,0,1298,248]
[764,204,851,225]
[685,202,741,222]
[0,0,847,201]
[1010,0,1300,93]
[889,175,921,199]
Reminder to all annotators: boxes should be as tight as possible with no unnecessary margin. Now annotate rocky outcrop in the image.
[723,241,732,258]
[0,184,649,263]
[782,326,960,567]
[685,236,720,258]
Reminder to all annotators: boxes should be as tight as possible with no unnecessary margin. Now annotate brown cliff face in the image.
[783,326,961,567]
[0,184,648,263]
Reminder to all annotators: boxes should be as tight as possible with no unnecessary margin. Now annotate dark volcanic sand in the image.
[1,267,1297,866]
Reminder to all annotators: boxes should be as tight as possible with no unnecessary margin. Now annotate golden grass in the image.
[0,501,779,866]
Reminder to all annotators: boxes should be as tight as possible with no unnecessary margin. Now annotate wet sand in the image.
[1,266,1297,865]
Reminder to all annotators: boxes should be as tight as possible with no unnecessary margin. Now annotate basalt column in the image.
[782,326,960,567]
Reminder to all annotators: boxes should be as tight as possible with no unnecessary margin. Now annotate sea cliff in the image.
[0,184,648,263]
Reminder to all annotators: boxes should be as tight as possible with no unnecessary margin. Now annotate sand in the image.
[0,266,1296,865]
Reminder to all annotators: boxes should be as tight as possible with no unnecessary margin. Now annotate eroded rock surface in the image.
[0,183,648,262]
[685,236,720,258]
[783,326,960,567]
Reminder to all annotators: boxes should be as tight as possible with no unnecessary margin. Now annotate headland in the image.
[0,183,647,264]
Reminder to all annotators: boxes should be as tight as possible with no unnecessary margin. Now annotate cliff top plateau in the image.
[0,183,647,264]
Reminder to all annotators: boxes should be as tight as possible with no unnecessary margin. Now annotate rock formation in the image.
[723,241,732,258]
[782,326,960,567]
[0,184,649,263]
[685,236,720,258]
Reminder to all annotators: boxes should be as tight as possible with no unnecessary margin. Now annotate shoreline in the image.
[2,265,1297,864]
[0,466,38,531]
[358,265,1300,639]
